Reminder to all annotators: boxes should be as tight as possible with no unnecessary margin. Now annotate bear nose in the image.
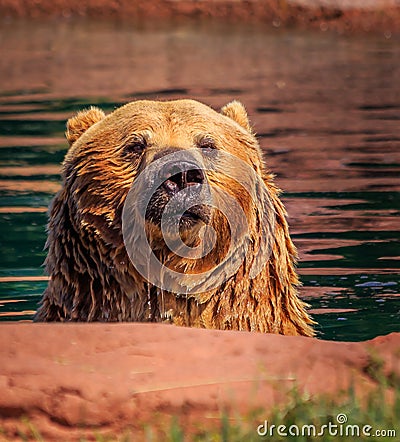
[161,161,205,194]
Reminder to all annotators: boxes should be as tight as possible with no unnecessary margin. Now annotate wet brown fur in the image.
[34,99,315,336]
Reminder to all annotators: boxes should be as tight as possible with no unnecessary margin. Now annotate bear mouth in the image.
[179,205,212,228]
[145,191,212,231]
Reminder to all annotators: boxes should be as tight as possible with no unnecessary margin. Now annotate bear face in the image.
[63,100,261,245]
[34,99,315,337]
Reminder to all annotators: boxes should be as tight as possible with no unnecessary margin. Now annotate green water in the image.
[0,20,399,340]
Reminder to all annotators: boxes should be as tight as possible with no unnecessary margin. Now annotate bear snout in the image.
[160,161,205,195]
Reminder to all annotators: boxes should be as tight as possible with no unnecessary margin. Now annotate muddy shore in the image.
[0,0,399,35]
[1,324,399,440]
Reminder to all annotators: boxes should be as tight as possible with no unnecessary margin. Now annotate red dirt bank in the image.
[0,0,400,35]
[0,324,399,440]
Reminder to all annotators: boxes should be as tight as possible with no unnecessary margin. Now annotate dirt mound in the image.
[0,323,399,440]
[0,0,399,35]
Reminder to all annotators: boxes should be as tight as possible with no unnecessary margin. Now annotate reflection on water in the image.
[0,20,399,340]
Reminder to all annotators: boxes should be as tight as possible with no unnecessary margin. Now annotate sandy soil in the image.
[0,323,399,440]
[0,0,399,35]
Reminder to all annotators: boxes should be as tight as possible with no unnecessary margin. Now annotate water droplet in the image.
[276,81,286,89]
[320,22,329,32]
[272,18,281,28]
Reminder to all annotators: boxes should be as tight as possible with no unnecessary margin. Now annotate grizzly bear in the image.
[34,99,315,336]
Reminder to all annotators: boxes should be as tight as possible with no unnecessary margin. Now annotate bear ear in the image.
[65,107,106,146]
[220,100,252,133]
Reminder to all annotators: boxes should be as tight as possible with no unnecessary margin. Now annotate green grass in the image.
[140,383,399,442]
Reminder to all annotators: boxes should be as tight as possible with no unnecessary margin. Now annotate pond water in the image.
[0,20,399,341]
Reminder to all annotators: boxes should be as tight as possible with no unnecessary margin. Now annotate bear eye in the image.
[124,135,147,155]
[197,135,216,150]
